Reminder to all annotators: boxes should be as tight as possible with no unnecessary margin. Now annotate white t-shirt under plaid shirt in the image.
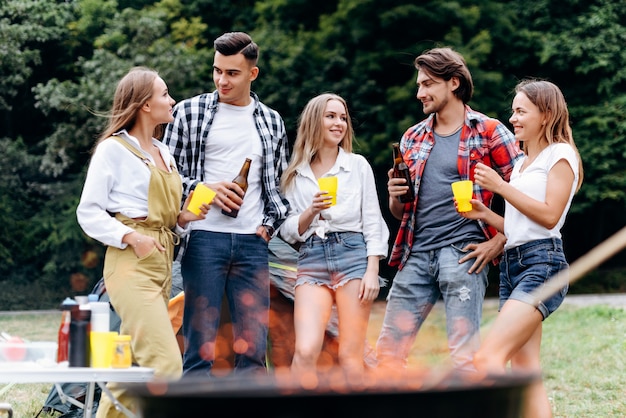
[162,90,291,236]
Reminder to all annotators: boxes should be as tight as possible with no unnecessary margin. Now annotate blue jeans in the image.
[376,241,488,372]
[181,231,269,376]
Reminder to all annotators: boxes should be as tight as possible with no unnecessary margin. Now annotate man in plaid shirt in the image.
[376,47,523,372]
[163,32,290,376]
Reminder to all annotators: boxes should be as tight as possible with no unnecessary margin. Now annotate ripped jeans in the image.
[376,241,488,372]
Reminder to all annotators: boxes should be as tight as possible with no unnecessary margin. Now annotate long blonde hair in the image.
[97,67,160,145]
[281,93,354,192]
[515,79,584,192]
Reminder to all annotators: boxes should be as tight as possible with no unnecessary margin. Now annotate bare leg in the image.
[473,299,543,373]
[512,326,552,418]
[473,299,550,418]
[291,283,333,374]
[335,279,372,377]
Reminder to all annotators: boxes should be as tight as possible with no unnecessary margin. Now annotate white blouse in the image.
[279,148,389,259]
[504,143,579,250]
[76,130,185,249]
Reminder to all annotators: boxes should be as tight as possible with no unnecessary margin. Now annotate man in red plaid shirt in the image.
[376,47,523,372]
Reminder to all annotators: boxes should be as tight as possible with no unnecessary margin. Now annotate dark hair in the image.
[415,47,473,103]
[214,32,259,65]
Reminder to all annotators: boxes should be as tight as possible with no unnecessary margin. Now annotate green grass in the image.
[542,305,626,417]
[2,303,626,417]
[367,302,626,418]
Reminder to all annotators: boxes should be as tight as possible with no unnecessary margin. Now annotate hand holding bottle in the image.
[387,168,413,200]
[220,158,251,218]
[210,181,244,213]
[391,143,415,203]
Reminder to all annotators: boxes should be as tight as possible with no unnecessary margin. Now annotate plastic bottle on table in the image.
[112,335,132,368]
[57,298,77,363]
[89,298,110,333]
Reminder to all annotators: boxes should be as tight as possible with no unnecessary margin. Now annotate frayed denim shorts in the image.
[296,232,367,290]
[499,238,569,320]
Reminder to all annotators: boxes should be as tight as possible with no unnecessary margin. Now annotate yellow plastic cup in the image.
[451,180,473,212]
[317,176,338,206]
[188,183,216,215]
[90,331,118,368]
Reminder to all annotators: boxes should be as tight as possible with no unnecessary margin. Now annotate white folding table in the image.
[0,364,154,418]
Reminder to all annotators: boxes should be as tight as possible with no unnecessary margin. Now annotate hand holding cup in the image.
[317,176,338,207]
[178,184,214,228]
[187,183,216,215]
[451,180,473,212]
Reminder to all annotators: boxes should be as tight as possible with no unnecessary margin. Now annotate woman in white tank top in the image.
[456,79,583,418]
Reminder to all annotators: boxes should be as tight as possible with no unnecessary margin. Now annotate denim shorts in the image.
[296,232,367,290]
[499,238,569,320]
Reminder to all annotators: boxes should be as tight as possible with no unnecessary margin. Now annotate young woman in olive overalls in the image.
[77,67,208,418]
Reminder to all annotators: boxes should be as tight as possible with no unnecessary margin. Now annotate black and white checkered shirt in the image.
[163,90,291,233]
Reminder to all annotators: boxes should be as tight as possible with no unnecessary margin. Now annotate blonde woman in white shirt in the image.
[76,67,207,418]
[458,79,583,418]
[280,93,389,377]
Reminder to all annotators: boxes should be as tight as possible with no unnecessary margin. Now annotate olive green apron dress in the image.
[97,137,182,418]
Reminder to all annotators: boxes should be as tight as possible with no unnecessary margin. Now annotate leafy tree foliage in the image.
[499,0,626,260]
[178,0,258,40]
[252,0,517,161]
[0,0,72,112]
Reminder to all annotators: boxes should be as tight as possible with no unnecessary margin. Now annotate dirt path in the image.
[559,293,626,308]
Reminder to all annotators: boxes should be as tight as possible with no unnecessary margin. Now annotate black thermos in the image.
[69,306,91,367]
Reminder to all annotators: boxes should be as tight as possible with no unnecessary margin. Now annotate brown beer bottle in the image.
[392,143,415,203]
[222,158,252,218]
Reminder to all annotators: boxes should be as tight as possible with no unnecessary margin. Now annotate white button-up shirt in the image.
[279,148,389,259]
[76,131,186,249]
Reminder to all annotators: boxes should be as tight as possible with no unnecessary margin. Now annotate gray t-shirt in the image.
[412,128,483,250]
